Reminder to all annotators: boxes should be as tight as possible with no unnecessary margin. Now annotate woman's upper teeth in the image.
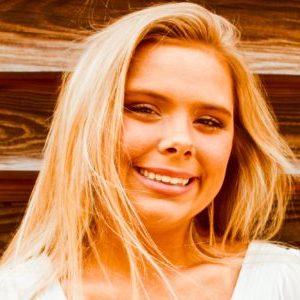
[139,168,189,186]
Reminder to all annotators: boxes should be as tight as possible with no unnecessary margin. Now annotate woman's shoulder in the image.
[246,241,300,264]
[0,255,65,299]
[232,241,300,299]
[244,241,300,281]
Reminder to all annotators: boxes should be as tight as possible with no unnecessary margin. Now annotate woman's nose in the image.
[158,133,195,158]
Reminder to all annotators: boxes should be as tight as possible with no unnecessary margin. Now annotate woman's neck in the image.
[84,220,201,278]
[83,219,247,282]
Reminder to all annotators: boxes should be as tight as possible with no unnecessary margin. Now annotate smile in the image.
[137,167,192,186]
[133,167,197,196]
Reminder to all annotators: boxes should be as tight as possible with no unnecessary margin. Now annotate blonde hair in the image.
[1,2,295,299]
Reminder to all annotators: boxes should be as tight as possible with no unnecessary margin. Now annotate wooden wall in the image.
[0,0,299,254]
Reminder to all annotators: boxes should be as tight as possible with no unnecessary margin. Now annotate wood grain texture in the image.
[0,171,36,254]
[275,183,300,248]
[0,0,299,73]
[261,75,300,158]
[0,72,59,161]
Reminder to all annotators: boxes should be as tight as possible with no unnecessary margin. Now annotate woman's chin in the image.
[130,196,194,229]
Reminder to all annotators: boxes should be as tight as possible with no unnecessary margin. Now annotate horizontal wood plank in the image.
[0,72,59,160]
[0,0,299,73]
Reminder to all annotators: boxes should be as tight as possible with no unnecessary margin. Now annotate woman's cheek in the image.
[195,134,233,169]
[122,118,157,159]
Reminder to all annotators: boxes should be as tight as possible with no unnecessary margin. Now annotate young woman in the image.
[1,2,299,299]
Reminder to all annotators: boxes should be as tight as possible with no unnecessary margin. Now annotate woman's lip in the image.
[133,167,197,196]
[136,166,198,179]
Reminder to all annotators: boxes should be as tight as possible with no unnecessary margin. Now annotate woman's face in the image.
[122,42,234,230]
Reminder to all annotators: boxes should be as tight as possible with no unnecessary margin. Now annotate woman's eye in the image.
[124,104,158,116]
[195,117,223,129]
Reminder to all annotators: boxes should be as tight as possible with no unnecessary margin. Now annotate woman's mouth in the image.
[133,167,197,196]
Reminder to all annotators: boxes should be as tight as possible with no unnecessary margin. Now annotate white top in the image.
[1,241,300,299]
[231,242,300,299]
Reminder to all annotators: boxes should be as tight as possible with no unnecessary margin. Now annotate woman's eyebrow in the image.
[193,104,233,118]
[125,89,233,117]
[125,90,169,102]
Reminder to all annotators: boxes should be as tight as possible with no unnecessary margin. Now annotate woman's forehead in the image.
[125,41,234,116]
[128,40,232,83]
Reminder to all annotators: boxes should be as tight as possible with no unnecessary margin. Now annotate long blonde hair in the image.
[1,2,295,299]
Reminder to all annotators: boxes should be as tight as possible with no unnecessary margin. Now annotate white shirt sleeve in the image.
[232,242,300,300]
[0,256,66,300]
